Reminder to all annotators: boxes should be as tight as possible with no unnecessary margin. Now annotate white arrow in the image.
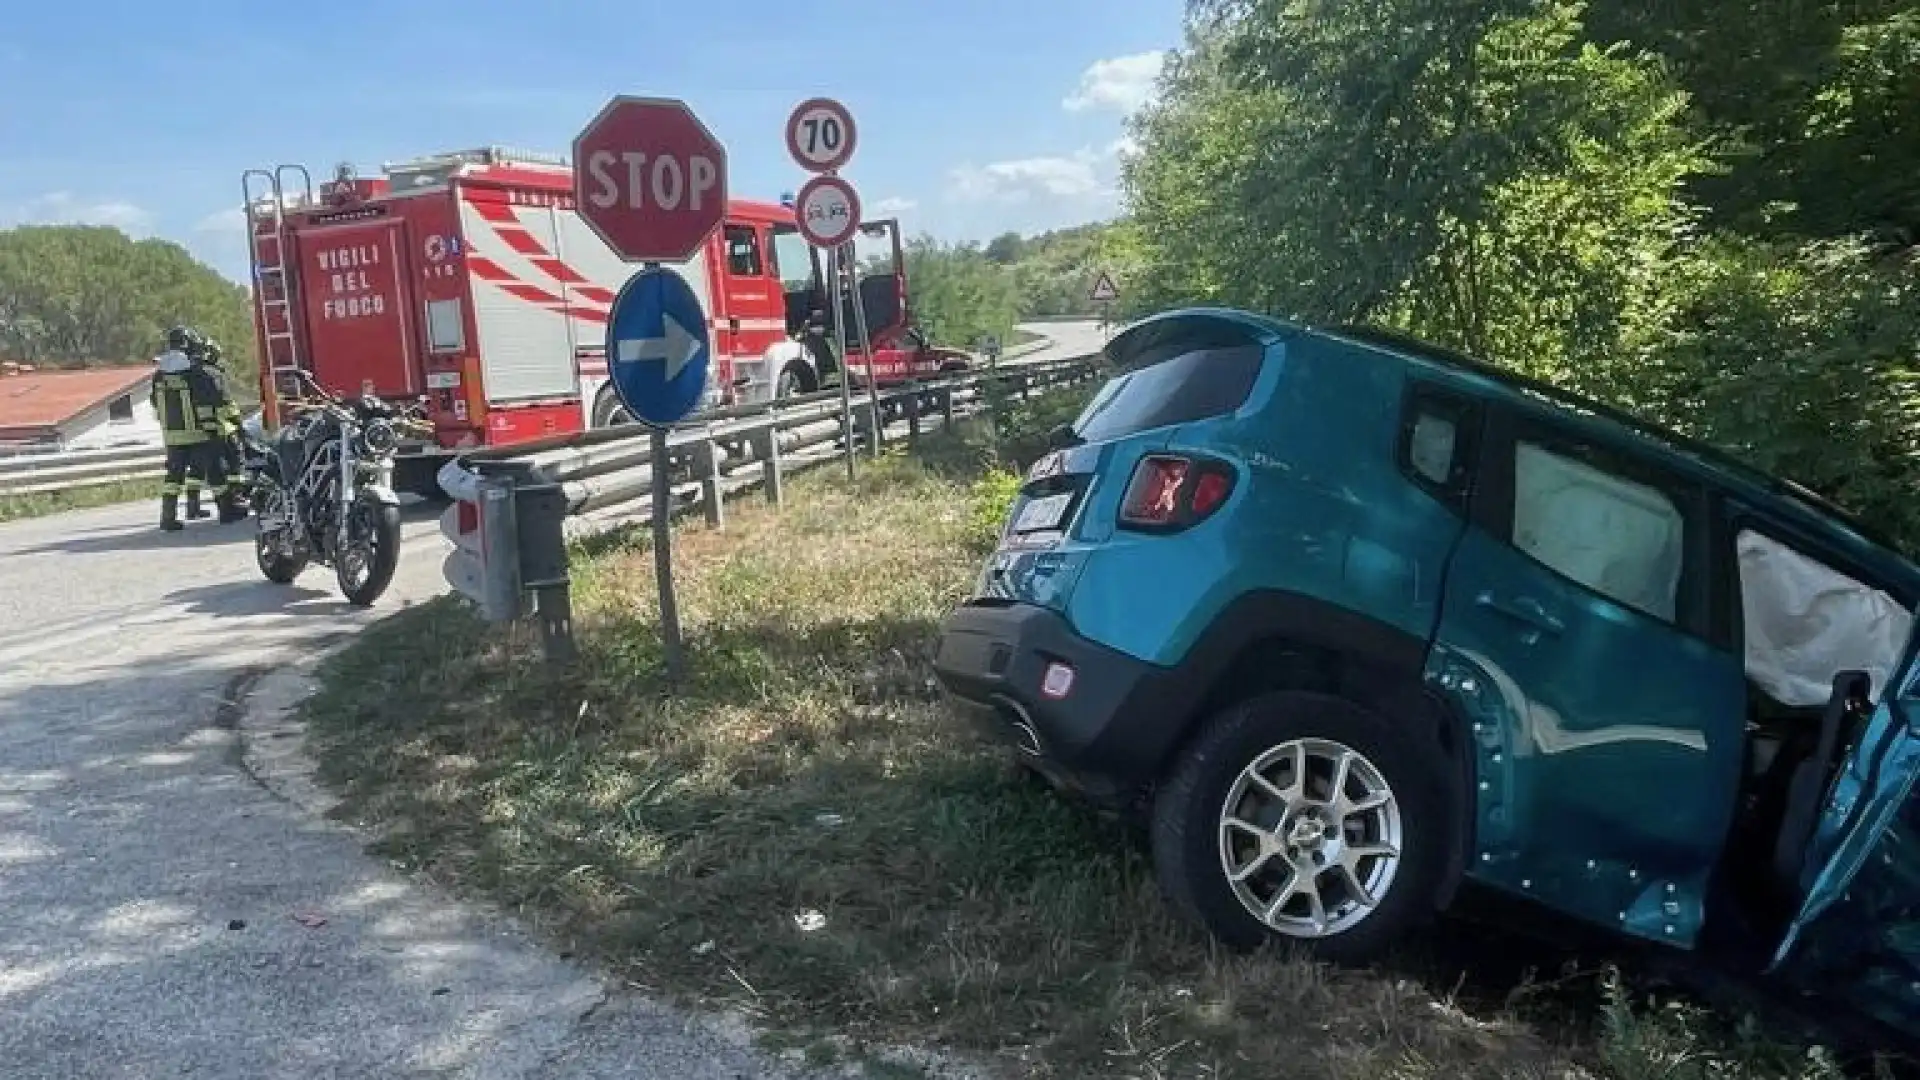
[617,310,701,381]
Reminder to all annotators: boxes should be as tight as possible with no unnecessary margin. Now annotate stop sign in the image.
[573,96,729,264]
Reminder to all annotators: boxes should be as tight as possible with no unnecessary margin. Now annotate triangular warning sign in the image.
[1088,272,1119,303]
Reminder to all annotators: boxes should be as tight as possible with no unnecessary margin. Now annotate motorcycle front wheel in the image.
[335,494,402,607]
[254,485,310,584]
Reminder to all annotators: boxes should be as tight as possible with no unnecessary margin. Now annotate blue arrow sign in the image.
[604,265,712,427]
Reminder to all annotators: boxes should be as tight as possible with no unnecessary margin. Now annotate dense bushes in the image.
[1123,0,1920,549]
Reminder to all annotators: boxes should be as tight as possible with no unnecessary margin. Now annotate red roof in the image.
[0,366,153,439]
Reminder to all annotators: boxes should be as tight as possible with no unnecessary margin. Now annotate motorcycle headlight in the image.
[360,419,398,456]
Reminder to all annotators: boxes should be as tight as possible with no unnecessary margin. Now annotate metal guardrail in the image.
[0,334,1056,502]
[436,350,1106,661]
[0,443,167,497]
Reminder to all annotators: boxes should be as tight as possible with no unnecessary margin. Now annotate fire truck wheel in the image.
[592,387,636,428]
[777,362,817,399]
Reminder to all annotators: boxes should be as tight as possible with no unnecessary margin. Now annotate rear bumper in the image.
[932,602,1183,808]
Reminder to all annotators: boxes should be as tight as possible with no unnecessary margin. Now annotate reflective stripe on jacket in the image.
[152,372,211,447]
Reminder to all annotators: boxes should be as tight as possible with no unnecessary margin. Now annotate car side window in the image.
[1397,384,1479,510]
[1509,437,1688,622]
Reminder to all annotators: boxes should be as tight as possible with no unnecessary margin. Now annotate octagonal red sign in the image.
[573,96,729,264]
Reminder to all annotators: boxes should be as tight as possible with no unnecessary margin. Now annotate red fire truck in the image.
[242,147,969,494]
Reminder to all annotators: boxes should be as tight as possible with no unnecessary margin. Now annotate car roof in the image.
[1113,308,1915,581]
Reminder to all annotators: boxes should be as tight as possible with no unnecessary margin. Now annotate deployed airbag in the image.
[1513,442,1684,621]
[1737,529,1912,708]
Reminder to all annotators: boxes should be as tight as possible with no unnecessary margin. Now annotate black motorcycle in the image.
[240,374,433,607]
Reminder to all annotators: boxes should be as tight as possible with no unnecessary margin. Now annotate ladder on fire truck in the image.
[240,165,315,430]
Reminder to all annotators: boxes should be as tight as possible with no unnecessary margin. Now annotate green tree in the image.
[902,235,1023,349]
[1120,0,1920,551]
[1584,0,1920,246]
[1135,0,1712,385]
[983,232,1027,264]
[1640,236,1920,544]
[0,225,257,397]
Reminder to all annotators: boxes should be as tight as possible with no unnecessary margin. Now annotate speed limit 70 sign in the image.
[786,97,857,173]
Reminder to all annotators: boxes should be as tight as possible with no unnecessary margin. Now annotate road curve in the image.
[0,320,1102,1078]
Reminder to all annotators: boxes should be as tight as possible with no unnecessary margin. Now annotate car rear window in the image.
[1072,343,1265,444]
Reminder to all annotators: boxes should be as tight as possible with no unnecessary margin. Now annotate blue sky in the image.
[0,0,1184,282]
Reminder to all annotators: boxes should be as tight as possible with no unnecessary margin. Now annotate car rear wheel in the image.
[1149,690,1449,962]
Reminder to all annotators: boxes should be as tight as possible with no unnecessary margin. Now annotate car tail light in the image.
[1118,454,1236,531]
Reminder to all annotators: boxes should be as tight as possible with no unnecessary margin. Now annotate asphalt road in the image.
[0,322,1101,1078]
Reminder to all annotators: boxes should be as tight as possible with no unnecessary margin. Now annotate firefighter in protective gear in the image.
[190,335,251,518]
[151,326,223,531]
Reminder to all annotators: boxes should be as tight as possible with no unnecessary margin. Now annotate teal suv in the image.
[933,307,1920,1033]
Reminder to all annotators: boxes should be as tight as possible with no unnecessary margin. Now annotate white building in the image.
[0,365,163,453]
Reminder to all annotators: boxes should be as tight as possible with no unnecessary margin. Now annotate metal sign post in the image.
[575,95,728,680]
[794,176,865,466]
[649,425,682,675]
[605,262,712,680]
[843,240,882,457]
[829,244,856,479]
[1089,271,1119,340]
[785,98,867,477]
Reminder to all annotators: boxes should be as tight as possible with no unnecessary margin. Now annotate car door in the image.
[1428,405,1748,946]
[1771,619,1920,970]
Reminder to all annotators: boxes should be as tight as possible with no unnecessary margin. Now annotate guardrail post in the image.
[467,460,576,664]
[478,480,523,623]
[510,479,574,664]
[906,388,922,443]
[940,387,955,426]
[751,429,784,506]
[849,397,871,455]
[695,436,725,530]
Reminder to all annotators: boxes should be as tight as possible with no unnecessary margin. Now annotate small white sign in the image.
[796,175,862,249]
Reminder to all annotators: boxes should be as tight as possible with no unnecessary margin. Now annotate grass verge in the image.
[302,403,1859,1079]
[0,478,160,523]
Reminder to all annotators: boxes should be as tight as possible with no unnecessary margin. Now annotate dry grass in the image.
[0,477,157,522]
[301,416,1861,1079]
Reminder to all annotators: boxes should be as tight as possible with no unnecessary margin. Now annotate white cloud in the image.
[946,134,1142,207]
[1062,51,1166,115]
[869,196,918,220]
[3,192,152,234]
[948,152,1104,204]
[194,207,247,236]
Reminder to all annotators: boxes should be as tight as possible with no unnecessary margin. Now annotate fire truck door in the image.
[720,221,785,393]
[851,220,906,343]
[297,217,419,400]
